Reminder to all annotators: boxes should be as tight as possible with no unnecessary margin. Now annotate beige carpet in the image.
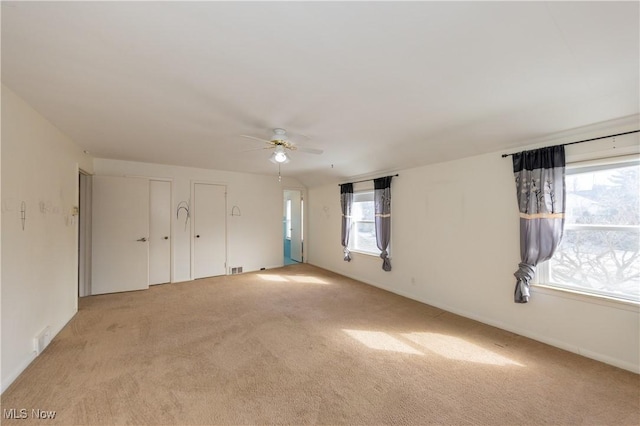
[2,264,638,425]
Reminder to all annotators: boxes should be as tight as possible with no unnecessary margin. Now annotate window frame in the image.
[534,155,640,307]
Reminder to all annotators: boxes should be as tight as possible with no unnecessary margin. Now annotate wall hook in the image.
[176,201,191,231]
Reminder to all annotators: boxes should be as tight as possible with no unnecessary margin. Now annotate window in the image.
[539,159,640,303]
[349,191,378,255]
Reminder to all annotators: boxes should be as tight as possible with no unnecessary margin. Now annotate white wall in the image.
[93,159,305,282]
[307,117,640,373]
[1,85,94,392]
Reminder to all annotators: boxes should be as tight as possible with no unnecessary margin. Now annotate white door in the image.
[290,190,303,262]
[149,180,171,285]
[92,176,149,295]
[193,183,226,279]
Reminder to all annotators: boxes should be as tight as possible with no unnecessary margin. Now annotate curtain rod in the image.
[338,174,399,186]
[501,129,640,158]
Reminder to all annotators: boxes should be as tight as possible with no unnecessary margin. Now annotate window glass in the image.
[350,191,379,255]
[545,160,640,302]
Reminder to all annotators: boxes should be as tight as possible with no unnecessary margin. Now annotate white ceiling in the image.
[2,1,638,186]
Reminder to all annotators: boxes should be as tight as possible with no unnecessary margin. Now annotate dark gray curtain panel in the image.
[512,145,566,303]
[340,183,354,262]
[374,176,393,271]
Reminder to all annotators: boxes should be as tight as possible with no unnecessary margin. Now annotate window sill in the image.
[349,249,379,258]
[349,249,394,261]
[532,283,640,313]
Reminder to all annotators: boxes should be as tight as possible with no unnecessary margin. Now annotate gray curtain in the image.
[340,183,354,261]
[512,145,566,303]
[374,176,393,271]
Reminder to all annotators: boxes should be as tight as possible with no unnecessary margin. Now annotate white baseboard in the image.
[1,310,77,394]
[1,350,37,394]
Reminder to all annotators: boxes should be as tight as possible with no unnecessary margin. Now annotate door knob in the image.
[196,235,200,238]
[137,237,147,242]
[163,236,169,240]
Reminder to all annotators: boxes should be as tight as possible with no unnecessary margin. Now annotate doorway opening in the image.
[283,189,303,265]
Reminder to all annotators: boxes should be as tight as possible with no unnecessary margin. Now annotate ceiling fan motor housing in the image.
[271,128,288,143]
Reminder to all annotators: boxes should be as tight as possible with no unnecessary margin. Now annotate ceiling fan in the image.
[240,128,323,164]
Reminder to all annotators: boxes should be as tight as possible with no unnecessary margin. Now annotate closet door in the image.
[92,176,149,295]
[149,180,171,285]
[193,183,227,279]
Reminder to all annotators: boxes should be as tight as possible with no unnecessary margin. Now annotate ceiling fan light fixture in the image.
[270,146,290,164]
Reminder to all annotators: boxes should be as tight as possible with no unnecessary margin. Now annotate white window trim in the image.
[349,246,394,259]
[533,153,640,308]
[350,248,380,257]
[349,246,393,260]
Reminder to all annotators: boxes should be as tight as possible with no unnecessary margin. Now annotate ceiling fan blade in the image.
[240,135,272,144]
[241,146,274,153]
[296,146,323,155]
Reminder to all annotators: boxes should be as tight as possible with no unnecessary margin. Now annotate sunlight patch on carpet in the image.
[257,274,289,282]
[256,274,330,284]
[402,332,524,366]
[343,329,423,355]
[288,275,329,284]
